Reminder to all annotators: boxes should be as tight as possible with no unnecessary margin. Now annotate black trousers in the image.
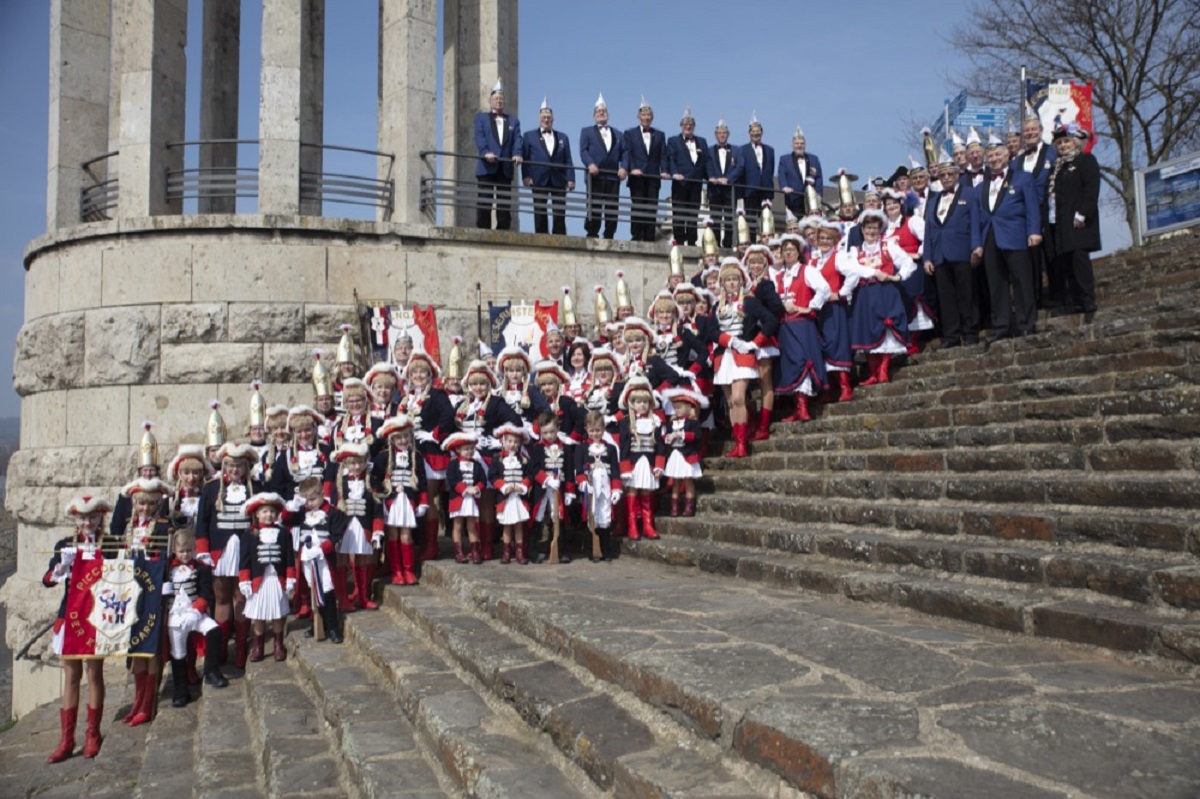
[708,187,734,247]
[671,181,702,245]
[586,177,620,239]
[933,260,978,343]
[476,174,513,230]
[531,186,567,235]
[984,233,1037,335]
[628,175,662,241]
[1050,236,1097,312]
[782,191,805,217]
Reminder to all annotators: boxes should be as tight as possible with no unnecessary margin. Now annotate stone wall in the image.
[4,214,675,715]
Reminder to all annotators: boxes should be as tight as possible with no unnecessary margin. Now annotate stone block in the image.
[161,303,227,343]
[84,305,160,385]
[57,243,103,312]
[407,250,490,310]
[160,343,262,384]
[1043,556,1153,603]
[65,385,130,445]
[13,312,85,395]
[263,344,320,384]
[228,302,304,342]
[1153,567,1200,611]
[128,382,221,447]
[19,391,68,449]
[303,304,359,342]
[25,251,60,321]
[961,549,1044,584]
[192,242,327,302]
[896,583,1027,632]
[961,511,1056,542]
[1031,602,1156,653]
[326,247,406,304]
[101,241,192,305]
[7,446,133,489]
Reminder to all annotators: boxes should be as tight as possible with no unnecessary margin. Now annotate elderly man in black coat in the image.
[1047,124,1101,317]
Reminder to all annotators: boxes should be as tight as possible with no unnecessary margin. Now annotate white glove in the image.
[603,414,617,426]
[728,337,746,353]
[544,476,561,491]
[300,542,320,562]
[162,581,175,596]
[611,490,623,505]
[285,496,305,513]
[59,548,77,568]
[239,581,253,599]
[51,563,70,582]
[565,493,575,507]
[577,480,590,494]
[415,431,436,444]
[285,578,296,599]
[197,553,214,566]
[371,530,384,548]
[480,435,500,451]
[417,504,428,518]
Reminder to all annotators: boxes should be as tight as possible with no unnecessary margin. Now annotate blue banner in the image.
[127,554,166,658]
[488,301,511,355]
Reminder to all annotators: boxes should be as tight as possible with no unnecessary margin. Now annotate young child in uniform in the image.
[282,476,345,642]
[660,387,707,517]
[527,411,572,563]
[445,432,487,563]
[572,412,623,561]
[327,442,385,610]
[371,415,428,582]
[617,376,664,540]
[163,529,229,709]
[489,423,533,564]
[239,493,296,663]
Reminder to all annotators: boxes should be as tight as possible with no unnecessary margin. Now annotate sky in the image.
[0,0,1132,419]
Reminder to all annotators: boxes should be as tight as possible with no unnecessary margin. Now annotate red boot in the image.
[332,564,355,612]
[752,407,772,441]
[669,493,682,517]
[860,354,882,386]
[453,541,468,563]
[124,672,146,724]
[47,706,77,763]
[515,538,529,565]
[725,422,749,458]
[876,354,892,384]
[420,515,440,562]
[626,492,641,539]
[400,542,419,585]
[273,632,287,662]
[479,521,495,561]
[385,540,404,584]
[294,569,312,619]
[249,634,265,663]
[783,394,811,422]
[355,565,378,610]
[744,408,758,440]
[82,705,103,758]
[234,619,251,670]
[640,494,660,539]
[500,541,513,564]
[836,371,853,402]
[682,495,696,517]
[127,672,155,727]
[469,541,482,565]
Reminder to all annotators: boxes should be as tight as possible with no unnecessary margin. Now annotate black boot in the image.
[202,629,229,688]
[170,659,190,707]
[320,592,343,644]
[599,528,615,561]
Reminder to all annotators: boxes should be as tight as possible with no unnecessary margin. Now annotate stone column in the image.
[199,0,240,214]
[46,0,112,230]
[378,0,437,224]
[116,0,188,218]
[258,0,324,217]
[442,0,519,227]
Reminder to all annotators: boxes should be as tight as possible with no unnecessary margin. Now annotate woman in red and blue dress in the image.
[883,188,932,353]
[774,234,831,423]
[848,209,917,385]
[808,222,861,402]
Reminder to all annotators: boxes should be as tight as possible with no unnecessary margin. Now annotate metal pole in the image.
[1020,65,1027,117]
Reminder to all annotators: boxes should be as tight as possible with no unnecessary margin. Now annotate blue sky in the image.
[0,1,1130,418]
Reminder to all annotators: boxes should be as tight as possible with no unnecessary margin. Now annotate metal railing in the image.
[300,142,394,214]
[419,149,842,238]
[80,150,119,221]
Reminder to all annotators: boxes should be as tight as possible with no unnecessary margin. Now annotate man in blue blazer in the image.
[623,99,668,242]
[735,117,774,239]
[578,94,627,239]
[706,118,738,247]
[971,140,1043,340]
[473,80,522,230]
[776,127,823,218]
[664,107,708,245]
[924,162,979,348]
[521,99,575,235]
[1011,114,1058,306]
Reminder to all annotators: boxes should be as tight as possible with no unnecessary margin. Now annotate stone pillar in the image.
[116,0,188,218]
[199,0,240,214]
[442,0,518,227]
[47,0,112,230]
[378,0,437,224]
[258,0,324,217]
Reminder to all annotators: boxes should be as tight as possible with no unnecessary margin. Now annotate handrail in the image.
[81,150,119,172]
[302,141,395,163]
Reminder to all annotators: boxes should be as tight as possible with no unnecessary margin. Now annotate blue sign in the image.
[946,91,968,119]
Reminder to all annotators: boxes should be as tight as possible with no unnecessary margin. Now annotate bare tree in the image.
[952,0,1200,238]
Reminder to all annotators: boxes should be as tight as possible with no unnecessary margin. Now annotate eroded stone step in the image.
[417,559,1200,798]
[133,669,199,799]
[341,608,595,799]
[194,668,266,799]
[286,634,453,799]
[702,490,1198,553]
[656,516,1200,610]
[244,656,355,799]
[380,589,768,799]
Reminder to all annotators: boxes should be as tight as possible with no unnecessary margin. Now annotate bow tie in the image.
[991,173,1006,182]
[684,137,694,143]
[642,128,651,134]
[599,126,608,132]
[1025,147,1038,155]
[541,129,552,135]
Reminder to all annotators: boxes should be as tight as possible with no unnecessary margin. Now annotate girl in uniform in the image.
[372,415,428,583]
[327,442,385,610]
[239,493,296,663]
[163,529,229,710]
[445,432,488,564]
[617,376,663,540]
[489,423,533,564]
[659,387,707,517]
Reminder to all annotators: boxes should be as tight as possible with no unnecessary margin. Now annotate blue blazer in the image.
[777,152,823,195]
[735,142,775,192]
[474,111,521,179]
[924,184,977,264]
[623,126,667,175]
[706,143,738,187]
[521,129,574,189]
[972,169,1041,252]
[664,135,709,182]
[579,125,626,177]
[1010,143,1056,209]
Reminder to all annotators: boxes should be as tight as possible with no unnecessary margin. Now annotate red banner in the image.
[533,300,559,358]
[412,304,441,367]
[1071,81,1095,153]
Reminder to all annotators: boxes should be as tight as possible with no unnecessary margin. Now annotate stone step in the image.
[334,606,596,799]
[193,666,268,799]
[134,670,201,799]
[708,439,1199,478]
[655,515,1200,610]
[705,468,1200,514]
[244,656,360,799]
[286,633,457,799]
[621,535,1200,666]
[379,588,767,798]
[415,558,1200,798]
[701,489,1198,553]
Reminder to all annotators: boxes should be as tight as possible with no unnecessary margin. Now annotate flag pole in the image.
[1020,65,1027,116]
